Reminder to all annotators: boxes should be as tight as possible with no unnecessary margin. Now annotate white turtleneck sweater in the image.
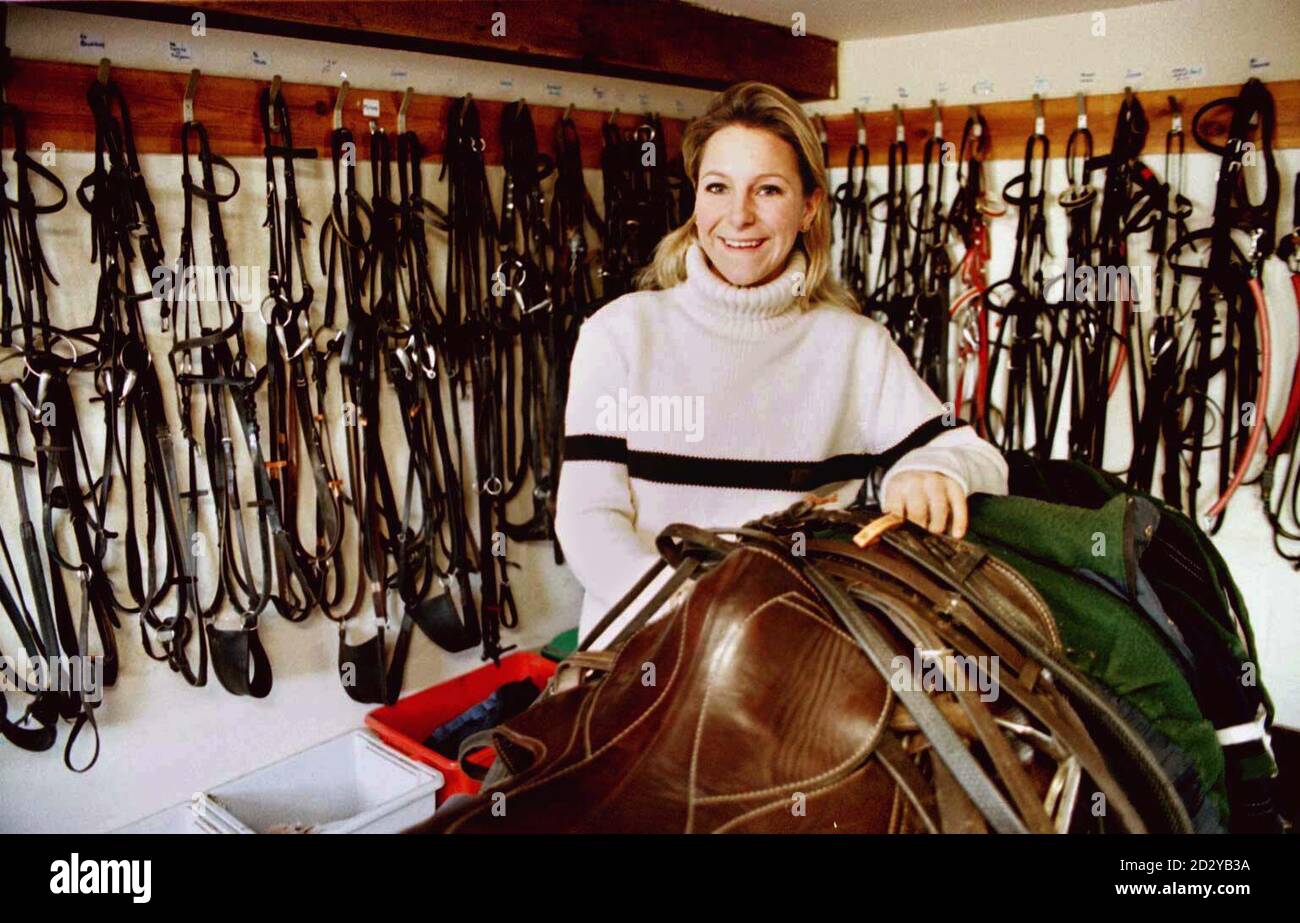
[556,243,1008,647]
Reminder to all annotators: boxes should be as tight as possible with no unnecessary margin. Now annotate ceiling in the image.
[687,0,1170,40]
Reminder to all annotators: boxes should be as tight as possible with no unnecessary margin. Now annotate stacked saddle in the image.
[412,493,1251,834]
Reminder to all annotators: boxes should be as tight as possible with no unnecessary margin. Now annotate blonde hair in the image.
[634,81,857,312]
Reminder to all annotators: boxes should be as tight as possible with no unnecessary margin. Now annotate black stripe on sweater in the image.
[563,416,966,492]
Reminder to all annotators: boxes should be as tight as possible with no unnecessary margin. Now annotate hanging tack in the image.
[333,78,349,131]
[1032,93,1045,137]
[969,104,983,137]
[1076,91,1087,130]
[398,86,413,134]
[268,74,282,131]
[892,103,904,143]
[97,57,110,85]
[608,106,618,125]
[563,101,575,123]
[1168,94,1182,134]
[853,108,866,146]
[183,68,199,125]
[930,98,942,138]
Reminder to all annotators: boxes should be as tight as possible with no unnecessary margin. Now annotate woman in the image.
[557,82,1007,648]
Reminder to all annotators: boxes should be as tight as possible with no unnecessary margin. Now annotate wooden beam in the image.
[39,0,839,101]
[817,81,1300,167]
[1,57,685,167]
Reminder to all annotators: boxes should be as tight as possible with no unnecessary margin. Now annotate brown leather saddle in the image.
[411,502,1194,834]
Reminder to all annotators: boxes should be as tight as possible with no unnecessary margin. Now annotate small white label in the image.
[499,78,514,89]
[362,98,380,118]
[857,95,871,108]
[897,85,910,99]
[168,42,192,62]
[545,83,562,97]
[1079,71,1096,85]
[638,93,649,107]
[973,80,994,96]
[390,68,408,78]
[1249,56,1270,70]
[1172,66,1190,82]
[79,32,105,49]
[1124,67,1144,82]
[1032,75,1050,93]
[321,58,337,75]
[251,51,268,67]
[936,82,949,95]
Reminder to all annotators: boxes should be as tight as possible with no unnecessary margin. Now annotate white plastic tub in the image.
[112,730,443,834]
[203,729,443,834]
[112,800,244,835]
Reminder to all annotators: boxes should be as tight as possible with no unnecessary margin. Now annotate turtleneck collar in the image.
[675,241,807,340]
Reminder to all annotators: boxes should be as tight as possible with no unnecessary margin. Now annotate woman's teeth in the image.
[721,238,765,250]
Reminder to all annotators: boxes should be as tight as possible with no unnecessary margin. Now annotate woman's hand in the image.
[882,470,968,539]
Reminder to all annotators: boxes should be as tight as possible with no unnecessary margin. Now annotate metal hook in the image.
[563,102,575,122]
[853,108,866,146]
[608,106,619,125]
[1075,92,1087,130]
[333,79,350,131]
[268,74,282,131]
[930,98,942,138]
[1032,93,1045,137]
[183,68,199,124]
[97,58,110,86]
[1168,95,1182,134]
[892,104,904,143]
[398,86,413,134]
[969,104,983,137]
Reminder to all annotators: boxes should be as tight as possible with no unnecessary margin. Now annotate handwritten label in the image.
[79,32,105,49]
[545,83,562,97]
[973,80,994,96]
[1249,56,1270,70]
[321,58,338,75]
[638,93,649,107]
[674,99,684,113]
[1079,71,1096,85]
[936,82,949,95]
[1032,75,1050,93]
[1124,67,1144,82]
[593,86,607,100]
[168,42,192,62]
[390,68,408,78]
[897,86,910,99]
[362,98,380,118]
[252,51,268,67]
[857,95,871,108]
[499,78,514,89]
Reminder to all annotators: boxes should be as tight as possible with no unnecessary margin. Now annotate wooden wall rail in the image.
[817,80,1300,165]
[2,58,686,168]
[44,0,839,101]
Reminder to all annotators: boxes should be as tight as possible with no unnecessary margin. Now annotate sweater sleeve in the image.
[863,330,1009,503]
[554,316,669,644]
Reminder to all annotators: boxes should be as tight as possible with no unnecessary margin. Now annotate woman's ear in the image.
[802,186,826,229]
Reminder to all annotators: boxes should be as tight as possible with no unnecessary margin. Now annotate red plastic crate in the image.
[365,651,557,799]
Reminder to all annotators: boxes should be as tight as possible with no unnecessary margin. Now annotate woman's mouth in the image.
[719,237,767,252]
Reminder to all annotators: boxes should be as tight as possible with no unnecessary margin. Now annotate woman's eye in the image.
[703,182,727,194]
[759,184,785,196]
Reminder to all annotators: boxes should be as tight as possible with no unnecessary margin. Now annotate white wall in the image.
[1,5,712,835]
[815,0,1300,731]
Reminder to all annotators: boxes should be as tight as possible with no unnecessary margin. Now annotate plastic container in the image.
[112,800,244,835]
[366,651,557,799]
[199,729,443,833]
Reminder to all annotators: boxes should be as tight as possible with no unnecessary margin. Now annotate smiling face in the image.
[693,124,823,287]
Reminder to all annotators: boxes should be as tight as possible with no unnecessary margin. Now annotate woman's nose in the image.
[727,193,755,227]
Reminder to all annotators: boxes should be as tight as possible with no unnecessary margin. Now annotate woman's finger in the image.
[924,476,949,536]
[946,479,968,539]
[904,484,930,530]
